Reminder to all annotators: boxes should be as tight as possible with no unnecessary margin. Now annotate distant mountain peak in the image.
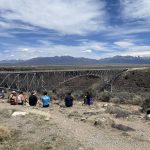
[0,55,150,65]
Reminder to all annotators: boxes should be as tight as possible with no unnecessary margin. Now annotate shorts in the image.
[43,104,49,108]
[18,102,23,105]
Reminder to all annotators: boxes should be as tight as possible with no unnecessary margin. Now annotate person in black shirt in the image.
[29,91,38,106]
[64,92,73,107]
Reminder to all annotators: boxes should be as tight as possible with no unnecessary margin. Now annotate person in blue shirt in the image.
[41,91,51,108]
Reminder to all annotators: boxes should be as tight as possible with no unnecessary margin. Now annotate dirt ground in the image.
[0,99,150,150]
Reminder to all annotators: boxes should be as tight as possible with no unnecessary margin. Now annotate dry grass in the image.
[0,126,15,142]
[105,105,130,118]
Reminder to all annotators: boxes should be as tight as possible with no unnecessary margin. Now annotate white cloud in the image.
[121,0,150,22]
[81,41,111,51]
[0,21,11,29]
[105,25,150,37]
[1,39,150,60]
[100,49,150,58]
[104,1,150,37]
[0,0,106,35]
[119,48,150,57]
[0,40,111,60]
[114,39,135,48]
[21,48,29,52]
[113,38,150,57]
[82,49,92,53]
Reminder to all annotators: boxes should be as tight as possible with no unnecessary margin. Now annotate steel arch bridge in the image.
[0,68,127,92]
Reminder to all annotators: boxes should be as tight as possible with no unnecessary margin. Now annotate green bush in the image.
[99,91,111,102]
[131,95,143,105]
[110,97,122,104]
[105,105,130,118]
[141,98,150,112]
[110,92,143,105]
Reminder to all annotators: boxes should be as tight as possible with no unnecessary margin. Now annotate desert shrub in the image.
[89,82,104,92]
[97,91,144,106]
[141,98,150,112]
[0,109,13,118]
[56,88,70,99]
[0,126,15,142]
[88,82,105,99]
[105,105,130,118]
[110,97,122,104]
[111,94,143,105]
[115,111,130,118]
[131,95,143,105]
[115,92,134,104]
[111,92,139,104]
[139,92,150,100]
[98,91,112,102]
[72,90,84,99]
[124,75,129,80]
[68,111,82,119]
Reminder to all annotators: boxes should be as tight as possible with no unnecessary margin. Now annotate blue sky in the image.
[0,0,150,60]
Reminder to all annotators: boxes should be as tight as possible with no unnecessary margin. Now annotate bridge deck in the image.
[0,68,128,74]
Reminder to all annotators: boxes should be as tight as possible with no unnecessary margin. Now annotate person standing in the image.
[41,91,51,108]
[29,91,38,106]
[64,92,73,107]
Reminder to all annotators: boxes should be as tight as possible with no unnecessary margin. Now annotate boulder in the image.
[12,111,28,117]
[68,111,82,119]
[112,124,135,131]
[94,117,115,128]
[146,114,150,120]
[81,117,86,122]
[45,117,50,121]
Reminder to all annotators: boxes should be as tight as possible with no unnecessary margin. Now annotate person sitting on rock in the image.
[29,91,38,106]
[17,91,26,105]
[41,91,51,108]
[9,91,18,105]
[84,92,93,106]
[64,92,73,107]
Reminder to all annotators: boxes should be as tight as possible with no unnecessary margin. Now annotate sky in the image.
[0,0,150,60]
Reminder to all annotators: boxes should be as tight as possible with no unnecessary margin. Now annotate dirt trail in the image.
[0,103,150,150]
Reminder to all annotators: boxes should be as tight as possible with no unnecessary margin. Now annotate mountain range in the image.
[0,56,150,65]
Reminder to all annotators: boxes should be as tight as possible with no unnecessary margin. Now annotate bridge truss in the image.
[0,69,127,92]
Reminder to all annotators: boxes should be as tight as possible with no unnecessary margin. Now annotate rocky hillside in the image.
[113,68,150,92]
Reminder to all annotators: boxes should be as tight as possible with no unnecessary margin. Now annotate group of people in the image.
[62,91,93,107]
[8,90,93,108]
[9,91,26,105]
[9,90,51,108]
